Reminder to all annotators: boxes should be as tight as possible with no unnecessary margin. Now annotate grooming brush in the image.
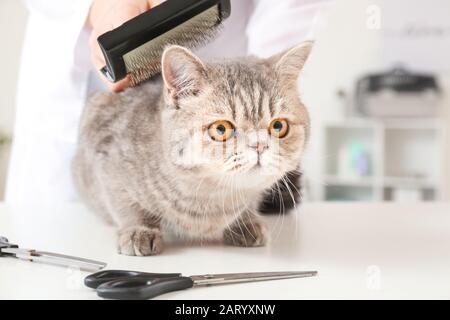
[97,0,231,86]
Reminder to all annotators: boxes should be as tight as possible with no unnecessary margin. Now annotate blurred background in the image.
[302,0,450,202]
[0,0,27,199]
[0,0,449,202]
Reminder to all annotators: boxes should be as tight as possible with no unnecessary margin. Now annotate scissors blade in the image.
[31,251,107,271]
[190,271,318,286]
[2,248,106,271]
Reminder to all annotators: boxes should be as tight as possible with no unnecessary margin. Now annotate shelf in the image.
[383,176,437,189]
[324,126,375,177]
[324,175,436,189]
[325,185,375,202]
[327,118,444,130]
[321,118,445,201]
[382,119,443,130]
[325,119,379,129]
[383,186,436,202]
[384,128,439,181]
[324,175,375,187]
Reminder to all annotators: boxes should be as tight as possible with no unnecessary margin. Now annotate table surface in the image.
[1,202,449,300]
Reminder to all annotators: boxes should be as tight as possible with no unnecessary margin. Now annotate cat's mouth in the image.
[251,153,272,171]
[248,160,278,176]
[222,151,278,177]
[252,161,262,170]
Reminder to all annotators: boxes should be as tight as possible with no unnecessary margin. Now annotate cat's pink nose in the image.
[250,142,268,154]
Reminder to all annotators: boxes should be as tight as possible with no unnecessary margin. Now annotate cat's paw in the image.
[223,219,268,247]
[118,226,164,256]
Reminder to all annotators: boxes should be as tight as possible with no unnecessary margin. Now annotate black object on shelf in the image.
[355,67,441,118]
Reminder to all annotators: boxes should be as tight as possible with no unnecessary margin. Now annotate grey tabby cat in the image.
[72,42,312,256]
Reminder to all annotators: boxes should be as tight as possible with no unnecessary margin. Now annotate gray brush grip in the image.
[96,276,194,300]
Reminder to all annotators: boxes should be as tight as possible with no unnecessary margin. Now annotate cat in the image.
[72,42,312,256]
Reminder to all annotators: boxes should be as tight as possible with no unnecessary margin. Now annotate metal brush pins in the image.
[98,0,231,86]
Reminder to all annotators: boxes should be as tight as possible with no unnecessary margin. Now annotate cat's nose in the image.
[247,130,269,154]
[249,142,268,154]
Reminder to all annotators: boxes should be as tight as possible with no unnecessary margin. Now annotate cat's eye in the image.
[208,120,235,142]
[269,118,289,138]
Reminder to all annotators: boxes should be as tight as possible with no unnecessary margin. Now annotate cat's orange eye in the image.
[208,120,235,142]
[269,118,289,138]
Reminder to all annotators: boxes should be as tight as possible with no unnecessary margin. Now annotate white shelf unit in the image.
[320,118,446,202]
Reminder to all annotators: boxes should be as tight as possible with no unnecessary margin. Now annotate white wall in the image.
[0,1,28,199]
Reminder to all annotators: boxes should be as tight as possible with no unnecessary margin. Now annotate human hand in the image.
[88,0,164,92]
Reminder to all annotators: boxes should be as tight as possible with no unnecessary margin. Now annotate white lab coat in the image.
[6,0,331,204]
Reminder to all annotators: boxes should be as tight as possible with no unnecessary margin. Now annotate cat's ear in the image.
[161,45,207,105]
[272,41,314,85]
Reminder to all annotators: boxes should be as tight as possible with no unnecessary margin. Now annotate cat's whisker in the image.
[280,175,300,238]
[281,176,297,210]
[229,178,248,245]
[220,175,238,243]
[272,180,286,242]
[197,174,222,245]
[226,175,248,244]
[266,179,283,237]
[215,174,238,242]
[193,175,208,203]
[232,173,262,242]
[285,173,303,238]
[232,178,259,242]
[232,178,254,245]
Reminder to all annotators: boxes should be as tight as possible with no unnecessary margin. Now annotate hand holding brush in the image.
[88,0,164,92]
[87,0,231,92]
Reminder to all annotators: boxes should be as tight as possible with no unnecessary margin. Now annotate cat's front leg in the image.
[223,212,268,247]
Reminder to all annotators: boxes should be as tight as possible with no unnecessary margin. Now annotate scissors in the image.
[0,236,106,272]
[85,269,318,300]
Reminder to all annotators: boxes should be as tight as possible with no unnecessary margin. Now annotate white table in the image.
[1,202,449,299]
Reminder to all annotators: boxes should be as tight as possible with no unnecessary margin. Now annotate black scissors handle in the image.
[0,237,18,257]
[96,276,194,300]
[84,270,182,289]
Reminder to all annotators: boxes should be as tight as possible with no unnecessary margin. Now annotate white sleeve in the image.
[246,0,334,57]
[23,0,93,70]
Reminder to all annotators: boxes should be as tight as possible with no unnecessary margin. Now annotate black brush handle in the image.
[96,276,194,300]
[85,270,182,289]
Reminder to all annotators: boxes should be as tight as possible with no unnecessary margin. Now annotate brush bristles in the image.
[123,6,222,86]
